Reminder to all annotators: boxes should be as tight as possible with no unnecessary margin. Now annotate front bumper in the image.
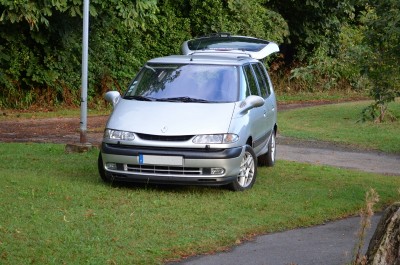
[100,143,244,185]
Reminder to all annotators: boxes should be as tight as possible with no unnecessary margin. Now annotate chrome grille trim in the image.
[135,133,194,142]
[126,164,202,175]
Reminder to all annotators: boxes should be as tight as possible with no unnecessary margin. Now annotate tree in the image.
[0,0,158,108]
[359,0,400,122]
[175,0,288,43]
[268,0,355,62]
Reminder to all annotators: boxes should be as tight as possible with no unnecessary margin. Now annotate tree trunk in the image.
[366,203,400,265]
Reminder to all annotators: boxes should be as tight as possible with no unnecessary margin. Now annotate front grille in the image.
[136,133,194,142]
[126,164,202,175]
[106,143,225,153]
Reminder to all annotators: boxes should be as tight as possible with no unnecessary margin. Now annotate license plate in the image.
[138,154,183,166]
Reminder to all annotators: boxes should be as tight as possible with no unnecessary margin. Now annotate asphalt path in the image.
[169,215,381,265]
[168,137,399,265]
[277,136,400,176]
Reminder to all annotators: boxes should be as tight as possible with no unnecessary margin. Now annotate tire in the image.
[229,145,257,191]
[98,152,111,183]
[258,130,276,167]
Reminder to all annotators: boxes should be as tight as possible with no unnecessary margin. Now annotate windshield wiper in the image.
[156,97,210,103]
[144,65,156,72]
[124,95,154,101]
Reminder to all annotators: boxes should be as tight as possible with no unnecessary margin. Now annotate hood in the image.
[106,99,236,136]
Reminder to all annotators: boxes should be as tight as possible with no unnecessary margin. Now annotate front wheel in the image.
[258,130,276,167]
[229,145,257,191]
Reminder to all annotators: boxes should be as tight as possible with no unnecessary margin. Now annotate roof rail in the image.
[189,50,252,58]
[201,32,232,38]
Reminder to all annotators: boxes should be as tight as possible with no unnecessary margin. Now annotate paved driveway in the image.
[169,215,381,265]
[278,136,400,176]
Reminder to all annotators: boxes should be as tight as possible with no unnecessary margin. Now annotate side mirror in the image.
[104,91,121,107]
[239,95,265,114]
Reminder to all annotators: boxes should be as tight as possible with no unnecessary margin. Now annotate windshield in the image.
[124,64,239,103]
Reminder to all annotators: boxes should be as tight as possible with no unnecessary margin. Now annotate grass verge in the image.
[278,100,400,153]
[0,143,399,264]
[276,90,368,103]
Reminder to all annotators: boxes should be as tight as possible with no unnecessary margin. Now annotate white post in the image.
[80,0,90,144]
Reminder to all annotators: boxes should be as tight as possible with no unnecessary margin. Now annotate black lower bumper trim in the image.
[105,172,236,186]
[101,143,242,159]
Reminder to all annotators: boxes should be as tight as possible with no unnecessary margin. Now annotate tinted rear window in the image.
[187,37,270,52]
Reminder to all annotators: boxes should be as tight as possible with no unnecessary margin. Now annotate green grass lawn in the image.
[278,100,400,153]
[1,143,399,264]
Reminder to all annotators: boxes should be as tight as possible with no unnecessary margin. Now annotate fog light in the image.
[211,168,225,175]
[105,162,117,170]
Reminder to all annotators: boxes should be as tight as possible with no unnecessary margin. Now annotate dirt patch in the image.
[0,115,108,145]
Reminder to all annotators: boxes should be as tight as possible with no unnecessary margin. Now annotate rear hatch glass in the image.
[182,34,279,60]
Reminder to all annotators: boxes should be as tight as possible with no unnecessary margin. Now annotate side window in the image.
[243,64,260,96]
[258,63,272,95]
[252,63,268,98]
[240,69,250,98]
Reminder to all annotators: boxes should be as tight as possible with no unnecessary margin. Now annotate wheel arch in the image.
[246,136,253,147]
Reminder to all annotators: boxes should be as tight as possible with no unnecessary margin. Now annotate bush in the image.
[0,0,289,109]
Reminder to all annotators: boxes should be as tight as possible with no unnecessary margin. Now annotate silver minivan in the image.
[98,34,279,191]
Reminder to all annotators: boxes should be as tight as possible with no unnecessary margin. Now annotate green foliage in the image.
[185,0,289,42]
[358,1,400,122]
[0,0,158,109]
[284,0,399,101]
[287,24,369,92]
[289,46,345,92]
[140,0,191,59]
[225,0,289,43]
[0,0,290,109]
[4,0,398,113]
[266,0,363,94]
[0,0,76,30]
[269,0,355,61]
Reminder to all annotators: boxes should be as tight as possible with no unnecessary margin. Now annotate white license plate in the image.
[138,154,183,166]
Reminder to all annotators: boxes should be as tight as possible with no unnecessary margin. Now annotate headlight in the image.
[192,134,239,144]
[104,129,135,141]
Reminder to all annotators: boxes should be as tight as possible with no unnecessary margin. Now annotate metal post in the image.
[80,0,90,144]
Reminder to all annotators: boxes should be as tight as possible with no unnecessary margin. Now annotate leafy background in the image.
[0,0,399,112]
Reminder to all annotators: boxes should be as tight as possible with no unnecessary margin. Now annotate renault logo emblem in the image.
[161,126,168,133]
